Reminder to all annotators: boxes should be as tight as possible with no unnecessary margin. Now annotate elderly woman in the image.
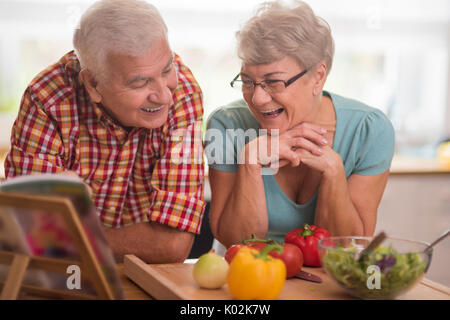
[206,0,395,247]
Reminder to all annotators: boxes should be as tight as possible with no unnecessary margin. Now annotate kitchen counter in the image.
[390,155,450,174]
[6,257,449,300]
[120,255,450,300]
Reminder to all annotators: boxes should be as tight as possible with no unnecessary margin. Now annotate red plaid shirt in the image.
[5,51,205,234]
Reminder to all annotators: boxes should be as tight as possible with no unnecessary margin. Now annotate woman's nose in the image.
[251,85,272,106]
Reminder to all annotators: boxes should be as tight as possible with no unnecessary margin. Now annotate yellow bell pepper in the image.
[227,244,286,300]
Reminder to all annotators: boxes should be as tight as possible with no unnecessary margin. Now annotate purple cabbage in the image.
[376,254,397,273]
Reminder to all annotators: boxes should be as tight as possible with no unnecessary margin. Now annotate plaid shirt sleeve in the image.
[147,57,206,234]
[5,87,66,177]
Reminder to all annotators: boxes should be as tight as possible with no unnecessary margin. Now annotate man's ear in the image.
[79,69,103,103]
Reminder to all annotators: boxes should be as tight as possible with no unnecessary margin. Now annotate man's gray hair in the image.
[236,0,334,75]
[73,0,168,81]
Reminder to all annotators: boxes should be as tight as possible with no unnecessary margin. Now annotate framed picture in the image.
[0,174,123,299]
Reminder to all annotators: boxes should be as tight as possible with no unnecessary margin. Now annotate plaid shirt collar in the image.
[63,50,144,134]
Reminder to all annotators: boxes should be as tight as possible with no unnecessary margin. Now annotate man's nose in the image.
[147,81,173,105]
[251,85,272,106]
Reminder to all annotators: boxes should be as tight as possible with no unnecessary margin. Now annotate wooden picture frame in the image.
[0,192,117,300]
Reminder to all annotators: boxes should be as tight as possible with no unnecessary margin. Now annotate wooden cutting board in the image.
[123,254,450,300]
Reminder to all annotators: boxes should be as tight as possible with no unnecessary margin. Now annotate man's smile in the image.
[140,105,166,114]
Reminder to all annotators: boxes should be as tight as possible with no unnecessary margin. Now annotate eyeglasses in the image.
[230,69,308,94]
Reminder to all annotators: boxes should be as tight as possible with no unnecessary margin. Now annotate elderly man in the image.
[4,0,205,263]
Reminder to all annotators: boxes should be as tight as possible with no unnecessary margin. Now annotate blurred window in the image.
[0,0,448,158]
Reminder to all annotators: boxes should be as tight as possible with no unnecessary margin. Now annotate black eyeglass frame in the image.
[230,69,309,92]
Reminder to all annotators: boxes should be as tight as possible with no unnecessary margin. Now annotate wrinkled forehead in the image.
[240,56,302,76]
[104,38,173,79]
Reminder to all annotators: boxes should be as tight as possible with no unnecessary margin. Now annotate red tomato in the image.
[224,244,245,264]
[244,241,268,252]
[224,241,268,264]
[268,243,303,278]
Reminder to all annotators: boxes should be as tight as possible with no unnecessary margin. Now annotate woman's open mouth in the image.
[260,107,284,118]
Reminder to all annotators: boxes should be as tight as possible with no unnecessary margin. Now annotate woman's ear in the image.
[312,61,327,96]
[79,69,103,103]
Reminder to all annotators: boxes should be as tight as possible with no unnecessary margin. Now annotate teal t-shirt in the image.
[205,91,395,242]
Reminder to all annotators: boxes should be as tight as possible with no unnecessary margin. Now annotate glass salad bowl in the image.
[318,236,432,300]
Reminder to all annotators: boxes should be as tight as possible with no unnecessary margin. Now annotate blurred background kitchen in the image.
[0,0,449,287]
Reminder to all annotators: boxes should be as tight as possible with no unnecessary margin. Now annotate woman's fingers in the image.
[250,122,328,168]
[268,145,302,169]
[287,123,328,147]
[268,159,291,170]
[289,137,323,156]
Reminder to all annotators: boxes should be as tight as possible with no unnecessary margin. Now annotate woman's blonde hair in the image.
[73,0,168,81]
[237,0,334,75]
